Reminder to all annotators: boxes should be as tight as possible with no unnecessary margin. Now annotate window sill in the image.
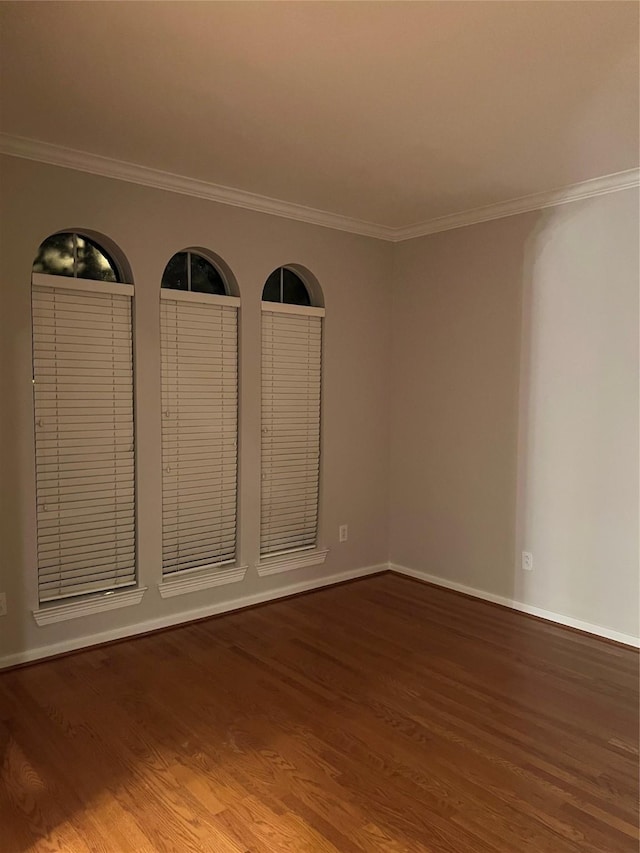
[33,586,147,626]
[256,548,328,578]
[158,564,248,599]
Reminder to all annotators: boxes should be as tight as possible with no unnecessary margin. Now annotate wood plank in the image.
[1,573,637,851]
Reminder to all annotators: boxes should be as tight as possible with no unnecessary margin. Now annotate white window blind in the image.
[161,291,239,576]
[261,305,324,557]
[32,274,136,603]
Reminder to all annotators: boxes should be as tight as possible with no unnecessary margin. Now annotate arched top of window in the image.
[32,232,123,283]
[161,250,231,296]
[262,267,316,307]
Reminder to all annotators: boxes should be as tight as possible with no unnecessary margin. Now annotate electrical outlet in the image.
[521,551,533,572]
[0,593,6,617]
[339,524,348,543]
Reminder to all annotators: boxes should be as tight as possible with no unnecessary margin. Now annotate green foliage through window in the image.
[33,233,120,282]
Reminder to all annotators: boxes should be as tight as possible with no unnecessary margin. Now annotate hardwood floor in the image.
[1,573,638,852]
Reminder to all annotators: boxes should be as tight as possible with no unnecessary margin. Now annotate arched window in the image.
[31,232,136,603]
[261,267,311,306]
[260,266,325,563]
[161,250,227,295]
[160,249,240,580]
[32,231,121,282]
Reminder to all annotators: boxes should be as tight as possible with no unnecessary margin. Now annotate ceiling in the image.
[1,1,638,230]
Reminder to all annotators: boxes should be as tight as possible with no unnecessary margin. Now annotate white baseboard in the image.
[0,563,387,669]
[389,563,640,648]
[4,561,636,668]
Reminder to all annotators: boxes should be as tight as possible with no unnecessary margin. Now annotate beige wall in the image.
[390,189,639,638]
[1,155,637,663]
[0,156,393,662]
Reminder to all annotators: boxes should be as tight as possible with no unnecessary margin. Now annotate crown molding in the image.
[390,168,640,241]
[1,133,637,243]
[0,133,392,241]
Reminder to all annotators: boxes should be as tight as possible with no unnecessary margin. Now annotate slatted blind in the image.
[261,305,324,557]
[161,291,239,575]
[32,274,136,603]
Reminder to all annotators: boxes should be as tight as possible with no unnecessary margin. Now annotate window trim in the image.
[32,272,134,294]
[160,288,239,308]
[158,564,248,599]
[260,301,325,317]
[256,548,328,578]
[33,586,147,626]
